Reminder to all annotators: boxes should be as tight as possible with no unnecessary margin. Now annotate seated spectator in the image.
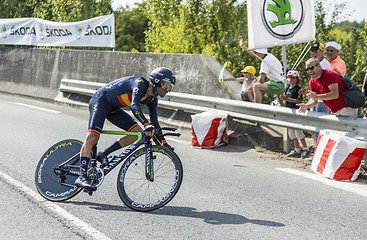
[279,70,311,158]
[226,66,256,102]
[326,41,346,77]
[238,35,285,104]
[297,58,357,118]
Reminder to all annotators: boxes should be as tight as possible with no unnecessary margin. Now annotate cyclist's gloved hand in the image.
[161,139,174,151]
[144,123,155,136]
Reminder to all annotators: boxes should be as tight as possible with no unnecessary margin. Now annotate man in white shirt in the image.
[238,35,285,104]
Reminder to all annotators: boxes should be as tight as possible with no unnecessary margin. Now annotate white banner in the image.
[0,18,37,45]
[0,14,115,48]
[247,0,315,49]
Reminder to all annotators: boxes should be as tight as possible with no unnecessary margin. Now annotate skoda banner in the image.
[247,0,315,49]
[0,14,115,48]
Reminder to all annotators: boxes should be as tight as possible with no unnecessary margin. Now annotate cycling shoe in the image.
[96,152,109,167]
[74,176,97,191]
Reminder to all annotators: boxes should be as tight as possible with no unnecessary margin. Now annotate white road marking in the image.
[0,171,112,240]
[277,168,367,198]
[15,102,60,114]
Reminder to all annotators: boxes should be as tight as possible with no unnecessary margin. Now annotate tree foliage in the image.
[142,0,248,75]
[0,0,112,21]
[114,5,148,52]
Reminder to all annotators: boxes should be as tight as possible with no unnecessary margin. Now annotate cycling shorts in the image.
[88,92,138,134]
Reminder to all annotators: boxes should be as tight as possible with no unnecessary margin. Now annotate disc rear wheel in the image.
[35,139,83,201]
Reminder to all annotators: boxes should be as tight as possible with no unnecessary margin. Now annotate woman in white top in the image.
[226,66,256,102]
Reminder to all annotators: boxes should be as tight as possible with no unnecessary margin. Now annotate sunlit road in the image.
[1,93,366,240]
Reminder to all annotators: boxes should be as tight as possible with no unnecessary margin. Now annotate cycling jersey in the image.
[87,76,161,135]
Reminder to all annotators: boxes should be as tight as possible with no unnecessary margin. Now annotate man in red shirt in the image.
[297,58,357,117]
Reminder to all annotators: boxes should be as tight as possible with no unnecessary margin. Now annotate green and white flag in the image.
[247,0,315,49]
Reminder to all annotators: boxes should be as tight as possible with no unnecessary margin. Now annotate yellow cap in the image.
[241,66,256,75]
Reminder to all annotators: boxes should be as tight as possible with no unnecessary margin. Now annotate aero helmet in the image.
[149,67,176,92]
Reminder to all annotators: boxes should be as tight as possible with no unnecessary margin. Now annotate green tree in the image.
[0,0,112,21]
[142,0,248,76]
[115,4,148,52]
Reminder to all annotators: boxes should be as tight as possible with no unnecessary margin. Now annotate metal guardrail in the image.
[58,79,367,147]
[59,79,106,96]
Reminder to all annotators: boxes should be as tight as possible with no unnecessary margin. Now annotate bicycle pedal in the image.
[83,189,93,196]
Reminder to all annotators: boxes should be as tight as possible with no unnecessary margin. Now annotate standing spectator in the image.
[310,42,331,70]
[280,70,311,158]
[309,42,331,144]
[238,35,285,104]
[226,66,256,102]
[309,42,331,114]
[297,58,357,117]
[326,41,346,77]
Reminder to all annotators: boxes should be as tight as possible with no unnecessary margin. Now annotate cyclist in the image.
[75,67,176,191]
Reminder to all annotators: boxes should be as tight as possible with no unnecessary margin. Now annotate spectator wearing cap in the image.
[238,35,285,104]
[297,58,357,117]
[326,41,347,77]
[310,42,331,70]
[226,66,257,102]
[280,70,311,158]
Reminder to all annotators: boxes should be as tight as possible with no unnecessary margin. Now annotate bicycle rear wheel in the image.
[117,145,183,212]
[35,139,83,201]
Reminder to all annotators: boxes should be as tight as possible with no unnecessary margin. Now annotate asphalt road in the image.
[1,93,367,240]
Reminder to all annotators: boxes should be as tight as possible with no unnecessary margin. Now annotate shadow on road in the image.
[63,201,284,227]
[154,206,285,226]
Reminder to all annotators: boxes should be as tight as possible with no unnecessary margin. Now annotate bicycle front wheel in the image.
[35,139,83,201]
[117,146,183,211]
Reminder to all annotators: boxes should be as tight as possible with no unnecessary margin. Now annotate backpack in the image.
[341,75,366,108]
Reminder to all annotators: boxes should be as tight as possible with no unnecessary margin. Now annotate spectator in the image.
[326,41,346,77]
[361,69,367,97]
[280,70,311,158]
[310,42,331,70]
[226,66,256,102]
[297,58,358,118]
[309,42,331,143]
[309,42,331,113]
[238,35,285,104]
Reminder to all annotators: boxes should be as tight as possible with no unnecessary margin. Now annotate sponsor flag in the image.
[247,0,315,49]
[0,14,115,48]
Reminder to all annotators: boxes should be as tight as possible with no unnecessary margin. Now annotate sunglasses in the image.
[305,63,318,71]
[161,80,174,92]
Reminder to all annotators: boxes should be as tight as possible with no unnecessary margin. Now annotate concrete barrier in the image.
[0,47,241,100]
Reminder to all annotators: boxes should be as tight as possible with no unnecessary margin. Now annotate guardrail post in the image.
[283,128,291,153]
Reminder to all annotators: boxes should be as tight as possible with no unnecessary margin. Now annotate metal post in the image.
[281,45,288,87]
[281,45,291,152]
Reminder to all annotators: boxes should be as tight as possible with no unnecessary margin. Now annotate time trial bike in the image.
[35,127,183,212]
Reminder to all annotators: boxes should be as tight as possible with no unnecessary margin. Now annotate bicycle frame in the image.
[100,130,154,180]
[54,129,172,185]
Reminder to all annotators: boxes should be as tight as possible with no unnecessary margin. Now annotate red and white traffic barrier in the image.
[191,111,228,148]
[311,130,367,181]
